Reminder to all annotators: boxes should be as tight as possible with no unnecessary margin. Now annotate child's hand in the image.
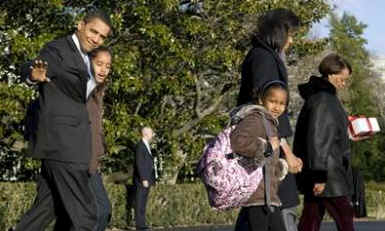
[280,141,303,173]
[285,154,302,173]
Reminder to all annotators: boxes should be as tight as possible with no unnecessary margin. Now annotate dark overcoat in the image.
[294,76,353,197]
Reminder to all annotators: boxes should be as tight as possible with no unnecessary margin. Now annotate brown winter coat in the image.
[87,84,106,174]
[230,106,283,207]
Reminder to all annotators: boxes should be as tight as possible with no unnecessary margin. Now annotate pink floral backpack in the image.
[196,105,266,210]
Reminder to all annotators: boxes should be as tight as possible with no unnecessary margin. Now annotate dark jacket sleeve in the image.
[230,112,267,158]
[306,96,336,183]
[135,143,151,182]
[277,112,293,138]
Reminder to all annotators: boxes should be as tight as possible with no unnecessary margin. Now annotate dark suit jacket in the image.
[133,140,155,186]
[21,35,92,164]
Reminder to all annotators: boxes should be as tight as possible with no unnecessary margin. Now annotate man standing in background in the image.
[133,127,156,231]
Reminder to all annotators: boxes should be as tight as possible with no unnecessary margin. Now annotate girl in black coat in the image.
[235,8,302,231]
[294,54,357,231]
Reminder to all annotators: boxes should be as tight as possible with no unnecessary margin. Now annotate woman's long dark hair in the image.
[252,8,301,53]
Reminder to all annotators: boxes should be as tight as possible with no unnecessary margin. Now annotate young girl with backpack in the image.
[231,80,290,231]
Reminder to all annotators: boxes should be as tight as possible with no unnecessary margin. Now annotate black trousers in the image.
[134,183,150,229]
[235,206,286,231]
[15,160,97,231]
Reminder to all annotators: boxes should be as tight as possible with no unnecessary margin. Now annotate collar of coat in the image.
[298,76,337,100]
[229,104,278,127]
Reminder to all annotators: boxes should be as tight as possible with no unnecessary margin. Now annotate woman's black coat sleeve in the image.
[306,96,337,183]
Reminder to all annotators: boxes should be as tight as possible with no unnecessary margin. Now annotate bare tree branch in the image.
[194,75,203,118]
[172,83,234,137]
[135,102,142,115]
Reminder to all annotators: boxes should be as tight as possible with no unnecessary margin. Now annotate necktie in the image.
[84,55,96,98]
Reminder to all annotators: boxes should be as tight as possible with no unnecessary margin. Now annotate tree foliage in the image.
[0,0,332,183]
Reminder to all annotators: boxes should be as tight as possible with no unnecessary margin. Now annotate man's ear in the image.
[77,20,85,31]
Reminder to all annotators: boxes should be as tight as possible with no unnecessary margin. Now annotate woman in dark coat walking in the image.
[235,8,302,231]
[294,53,357,231]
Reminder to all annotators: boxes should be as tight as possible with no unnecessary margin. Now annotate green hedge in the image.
[1,182,385,230]
[0,182,239,230]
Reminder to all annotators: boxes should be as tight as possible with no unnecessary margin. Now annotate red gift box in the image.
[348,116,381,138]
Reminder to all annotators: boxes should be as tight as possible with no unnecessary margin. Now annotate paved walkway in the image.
[320,221,385,231]
[121,221,385,231]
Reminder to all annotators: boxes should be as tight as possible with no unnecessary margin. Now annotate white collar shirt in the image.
[142,138,152,156]
[72,34,97,98]
[142,138,158,179]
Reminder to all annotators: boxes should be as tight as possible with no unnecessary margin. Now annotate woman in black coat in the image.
[235,8,302,231]
[294,54,356,231]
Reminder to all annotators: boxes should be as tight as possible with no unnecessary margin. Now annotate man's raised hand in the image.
[30,59,50,82]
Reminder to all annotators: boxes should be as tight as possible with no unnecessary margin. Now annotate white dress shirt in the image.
[142,138,152,155]
[142,138,158,179]
[72,34,97,98]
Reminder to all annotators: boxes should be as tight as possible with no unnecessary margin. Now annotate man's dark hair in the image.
[90,46,112,59]
[252,8,301,52]
[83,9,113,32]
[319,53,352,77]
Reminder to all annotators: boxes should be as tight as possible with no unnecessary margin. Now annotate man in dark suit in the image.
[133,127,156,230]
[15,9,112,231]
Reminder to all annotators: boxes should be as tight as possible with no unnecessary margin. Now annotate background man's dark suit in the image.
[16,35,97,231]
[133,140,156,230]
